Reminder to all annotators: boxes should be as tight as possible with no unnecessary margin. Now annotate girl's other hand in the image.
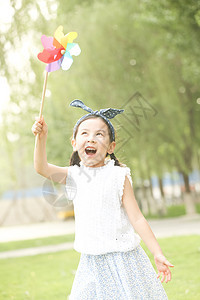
[154,254,174,283]
[32,116,48,138]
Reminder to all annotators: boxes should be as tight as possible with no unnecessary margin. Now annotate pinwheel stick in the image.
[35,70,49,146]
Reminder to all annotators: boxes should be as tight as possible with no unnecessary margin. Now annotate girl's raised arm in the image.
[32,116,68,184]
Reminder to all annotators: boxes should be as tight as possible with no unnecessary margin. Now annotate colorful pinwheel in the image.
[37,25,81,72]
[35,26,81,145]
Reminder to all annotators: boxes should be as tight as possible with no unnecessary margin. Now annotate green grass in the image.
[145,203,200,219]
[0,234,75,252]
[0,249,80,300]
[0,235,200,300]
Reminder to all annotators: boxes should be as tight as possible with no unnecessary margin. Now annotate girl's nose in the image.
[87,135,96,142]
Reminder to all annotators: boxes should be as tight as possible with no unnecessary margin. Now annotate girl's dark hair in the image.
[69,115,123,167]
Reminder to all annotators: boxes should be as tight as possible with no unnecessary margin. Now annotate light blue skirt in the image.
[69,245,168,300]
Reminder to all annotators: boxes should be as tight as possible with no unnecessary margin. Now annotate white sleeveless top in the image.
[65,159,141,255]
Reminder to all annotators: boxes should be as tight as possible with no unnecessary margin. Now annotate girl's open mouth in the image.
[85,147,97,156]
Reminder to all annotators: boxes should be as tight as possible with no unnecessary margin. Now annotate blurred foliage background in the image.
[0,0,200,222]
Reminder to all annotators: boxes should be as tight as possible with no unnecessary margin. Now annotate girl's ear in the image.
[107,141,116,154]
[71,139,77,151]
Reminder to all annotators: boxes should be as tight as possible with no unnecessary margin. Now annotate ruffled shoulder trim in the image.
[118,166,133,205]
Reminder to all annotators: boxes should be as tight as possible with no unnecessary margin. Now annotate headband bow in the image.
[70,100,124,141]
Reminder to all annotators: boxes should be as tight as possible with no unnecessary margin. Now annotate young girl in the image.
[32,99,174,300]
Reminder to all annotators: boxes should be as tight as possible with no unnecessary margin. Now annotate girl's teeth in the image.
[85,148,97,155]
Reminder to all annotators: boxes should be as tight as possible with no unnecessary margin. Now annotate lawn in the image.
[0,234,75,252]
[0,235,199,300]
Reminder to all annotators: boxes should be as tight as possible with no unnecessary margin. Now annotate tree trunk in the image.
[158,177,167,216]
[141,185,150,216]
[182,171,197,215]
[148,176,158,215]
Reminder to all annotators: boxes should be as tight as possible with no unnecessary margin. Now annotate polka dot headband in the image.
[70,100,124,141]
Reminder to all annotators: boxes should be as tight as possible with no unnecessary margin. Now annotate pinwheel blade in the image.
[61,52,73,70]
[38,47,64,64]
[61,32,78,49]
[41,35,54,50]
[53,25,64,46]
[46,56,64,72]
[67,43,81,56]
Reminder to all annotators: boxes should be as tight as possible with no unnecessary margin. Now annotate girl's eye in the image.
[81,132,87,135]
[97,132,103,136]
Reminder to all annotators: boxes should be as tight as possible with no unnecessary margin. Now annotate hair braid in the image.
[110,153,122,166]
[70,151,81,166]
